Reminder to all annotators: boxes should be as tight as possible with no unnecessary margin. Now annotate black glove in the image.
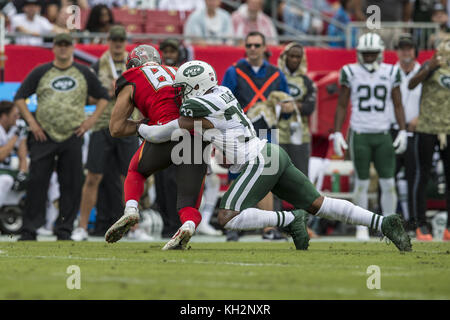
[12,171,28,192]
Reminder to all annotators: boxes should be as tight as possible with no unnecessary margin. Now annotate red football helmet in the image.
[126,45,161,70]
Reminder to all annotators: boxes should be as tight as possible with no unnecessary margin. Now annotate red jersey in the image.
[115,64,181,125]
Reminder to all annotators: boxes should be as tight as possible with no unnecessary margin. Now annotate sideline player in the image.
[104,45,208,244]
[138,60,412,252]
[330,32,408,240]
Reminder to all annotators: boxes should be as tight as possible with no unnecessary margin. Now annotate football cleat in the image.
[162,221,195,250]
[284,210,309,250]
[105,207,140,243]
[381,214,412,252]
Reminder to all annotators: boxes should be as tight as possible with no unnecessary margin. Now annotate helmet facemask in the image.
[173,82,197,103]
[358,51,383,72]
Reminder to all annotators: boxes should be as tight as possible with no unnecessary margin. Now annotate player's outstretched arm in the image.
[110,85,139,138]
[330,85,350,157]
[137,116,214,144]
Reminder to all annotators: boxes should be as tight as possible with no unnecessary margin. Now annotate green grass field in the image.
[0,241,449,300]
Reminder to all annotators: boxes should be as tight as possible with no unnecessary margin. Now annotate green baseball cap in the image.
[53,33,73,45]
[109,25,127,40]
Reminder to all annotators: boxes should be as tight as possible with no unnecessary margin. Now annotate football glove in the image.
[12,171,28,192]
[393,130,407,154]
[330,132,348,157]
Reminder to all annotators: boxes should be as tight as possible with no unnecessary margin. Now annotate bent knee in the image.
[217,209,239,227]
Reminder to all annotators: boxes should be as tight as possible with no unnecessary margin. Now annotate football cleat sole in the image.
[105,213,139,243]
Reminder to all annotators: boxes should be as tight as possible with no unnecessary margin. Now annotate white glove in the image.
[393,130,407,154]
[330,132,348,157]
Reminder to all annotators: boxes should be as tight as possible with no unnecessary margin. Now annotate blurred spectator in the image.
[0,101,28,213]
[183,0,233,45]
[408,37,450,241]
[71,26,139,241]
[231,0,278,45]
[428,2,450,48]
[277,42,316,177]
[10,0,65,46]
[281,0,332,36]
[158,0,205,11]
[14,33,109,241]
[160,38,188,69]
[85,4,114,43]
[328,0,358,48]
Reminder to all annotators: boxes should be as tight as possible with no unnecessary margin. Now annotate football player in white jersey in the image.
[331,33,408,240]
[138,60,412,252]
[0,101,28,210]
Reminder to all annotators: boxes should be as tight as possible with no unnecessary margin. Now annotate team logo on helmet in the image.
[439,75,450,89]
[182,65,204,77]
[51,76,77,91]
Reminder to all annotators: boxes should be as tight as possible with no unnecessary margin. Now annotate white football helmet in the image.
[173,60,218,102]
[356,33,385,72]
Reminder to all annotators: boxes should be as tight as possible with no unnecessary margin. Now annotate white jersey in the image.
[389,62,422,127]
[340,63,402,133]
[180,86,267,173]
[0,121,25,170]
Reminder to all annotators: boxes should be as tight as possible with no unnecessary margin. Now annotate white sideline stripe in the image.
[0,254,293,267]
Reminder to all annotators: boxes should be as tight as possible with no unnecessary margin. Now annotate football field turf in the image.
[0,240,449,300]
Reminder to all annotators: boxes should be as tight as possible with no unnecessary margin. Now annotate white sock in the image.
[224,208,295,230]
[379,178,397,216]
[397,179,409,220]
[125,200,138,209]
[0,175,14,207]
[201,174,220,223]
[354,178,369,208]
[317,197,383,232]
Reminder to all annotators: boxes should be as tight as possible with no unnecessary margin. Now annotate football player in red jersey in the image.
[105,45,208,249]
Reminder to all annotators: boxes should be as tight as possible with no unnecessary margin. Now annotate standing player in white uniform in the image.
[137,60,412,252]
[0,101,28,210]
[331,33,408,240]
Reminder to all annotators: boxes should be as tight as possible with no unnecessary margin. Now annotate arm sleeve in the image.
[179,99,212,118]
[78,64,110,100]
[300,76,317,116]
[221,67,238,96]
[13,64,50,100]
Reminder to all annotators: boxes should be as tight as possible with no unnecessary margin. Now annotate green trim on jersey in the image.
[393,68,402,87]
[179,99,212,118]
[340,67,350,87]
[197,97,220,111]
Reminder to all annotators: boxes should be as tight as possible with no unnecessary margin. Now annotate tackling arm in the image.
[138,116,214,144]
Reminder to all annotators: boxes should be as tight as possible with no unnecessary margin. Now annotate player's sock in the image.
[201,174,220,223]
[124,170,146,207]
[125,200,138,209]
[223,208,295,230]
[354,178,369,208]
[379,178,397,216]
[178,207,202,229]
[316,197,383,232]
